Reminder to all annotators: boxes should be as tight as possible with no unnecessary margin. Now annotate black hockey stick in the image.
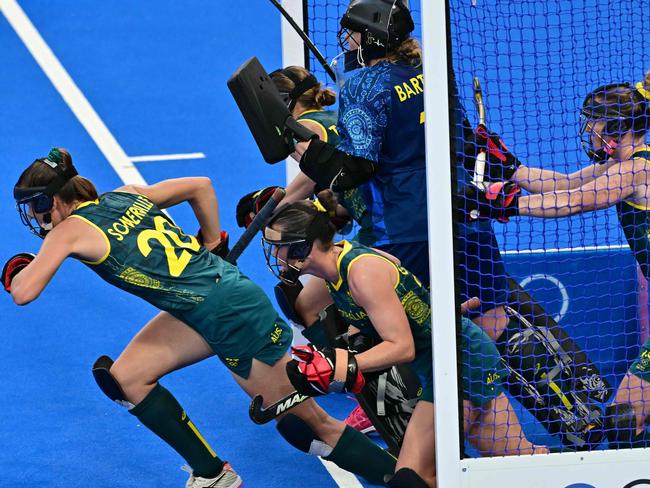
[249,390,310,424]
[268,0,336,82]
[225,187,286,265]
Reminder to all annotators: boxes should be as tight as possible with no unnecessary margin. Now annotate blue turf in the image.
[0,2,375,487]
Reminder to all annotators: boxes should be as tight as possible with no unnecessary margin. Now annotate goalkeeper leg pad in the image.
[385,468,430,488]
[499,309,605,448]
[506,277,611,403]
[276,414,334,457]
[92,355,134,409]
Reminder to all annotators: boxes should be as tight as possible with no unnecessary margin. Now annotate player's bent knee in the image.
[92,355,134,409]
[276,413,333,457]
[385,468,431,488]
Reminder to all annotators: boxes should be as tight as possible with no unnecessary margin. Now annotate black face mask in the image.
[579,114,616,163]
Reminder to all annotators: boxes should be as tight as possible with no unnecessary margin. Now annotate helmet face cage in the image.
[14,189,54,237]
[261,233,313,285]
[578,82,650,162]
[579,113,612,163]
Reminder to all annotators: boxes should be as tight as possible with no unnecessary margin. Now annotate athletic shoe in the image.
[182,463,243,488]
[345,404,377,435]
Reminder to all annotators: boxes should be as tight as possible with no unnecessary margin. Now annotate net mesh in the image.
[303,0,650,457]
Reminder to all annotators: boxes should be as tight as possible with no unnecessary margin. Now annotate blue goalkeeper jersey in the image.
[337,60,427,246]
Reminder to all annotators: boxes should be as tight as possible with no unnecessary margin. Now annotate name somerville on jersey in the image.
[106,195,154,241]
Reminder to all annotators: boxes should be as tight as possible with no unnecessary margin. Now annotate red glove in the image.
[471,125,522,181]
[286,344,365,396]
[2,253,35,293]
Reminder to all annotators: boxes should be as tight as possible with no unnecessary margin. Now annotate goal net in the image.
[290,0,650,485]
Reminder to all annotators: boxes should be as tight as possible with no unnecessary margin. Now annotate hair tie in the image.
[635,81,650,101]
[313,198,335,218]
[45,148,63,165]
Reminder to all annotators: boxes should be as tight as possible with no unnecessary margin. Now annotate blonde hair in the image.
[386,37,422,66]
[271,66,336,110]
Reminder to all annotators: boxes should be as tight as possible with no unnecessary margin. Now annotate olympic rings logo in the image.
[519,273,570,322]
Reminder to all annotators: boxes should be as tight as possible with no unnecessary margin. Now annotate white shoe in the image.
[182,463,243,488]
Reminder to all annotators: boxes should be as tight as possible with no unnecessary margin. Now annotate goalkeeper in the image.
[262,191,548,487]
[461,70,650,449]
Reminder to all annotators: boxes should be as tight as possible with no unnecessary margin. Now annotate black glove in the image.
[197,230,230,259]
[2,252,35,293]
[458,181,520,223]
[464,125,522,182]
[236,186,283,228]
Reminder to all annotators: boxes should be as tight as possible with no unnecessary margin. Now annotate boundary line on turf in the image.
[1,2,364,487]
[0,0,145,186]
[130,152,206,163]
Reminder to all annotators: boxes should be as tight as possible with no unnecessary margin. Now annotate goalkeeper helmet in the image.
[338,0,414,65]
[580,82,650,162]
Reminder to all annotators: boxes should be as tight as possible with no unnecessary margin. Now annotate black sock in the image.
[129,384,224,478]
[386,467,430,487]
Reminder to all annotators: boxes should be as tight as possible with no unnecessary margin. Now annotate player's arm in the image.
[348,257,416,372]
[117,177,222,248]
[298,86,387,192]
[519,159,638,217]
[8,218,83,305]
[292,118,328,160]
[513,161,613,194]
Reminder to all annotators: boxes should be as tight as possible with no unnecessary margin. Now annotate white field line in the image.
[319,458,366,488]
[0,0,145,185]
[1,1,364,486]
[130,152,206,163]
[501,243,629,255]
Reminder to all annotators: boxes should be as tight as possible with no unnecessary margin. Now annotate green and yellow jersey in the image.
[616,146,650,279]
[69,191,290,378]
[324,240,505,406]
[297,109,375,246]
[324,240,432,379]
[616,146,650,368]
[70,191,222,312]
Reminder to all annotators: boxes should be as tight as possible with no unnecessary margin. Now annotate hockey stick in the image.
[268,0,336,82]
[472,76,488,188]
[249,390,310,424]
[225,187,286,265]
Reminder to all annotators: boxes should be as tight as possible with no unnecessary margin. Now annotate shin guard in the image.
[500,278,611,448]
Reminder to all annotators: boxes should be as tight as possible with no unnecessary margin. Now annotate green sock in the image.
[324,426,397,485]
[129,384,224,478]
